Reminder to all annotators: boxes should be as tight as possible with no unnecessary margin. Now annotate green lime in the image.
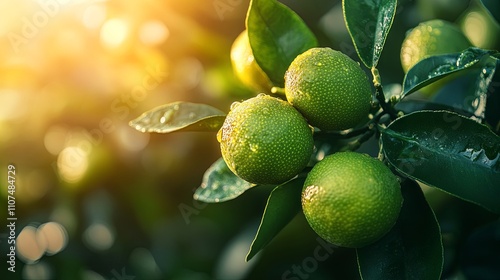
[218,94,314,185]
[285,47,372,132]
[302,152,402,248]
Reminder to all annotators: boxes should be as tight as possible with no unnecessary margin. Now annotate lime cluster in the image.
[224,46,374,184]
[223,40,402,248]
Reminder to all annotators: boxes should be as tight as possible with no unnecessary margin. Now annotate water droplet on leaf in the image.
[160,110,174,124]
[456,50,480,68]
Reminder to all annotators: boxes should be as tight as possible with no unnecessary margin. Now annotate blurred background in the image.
[0,0,499,279]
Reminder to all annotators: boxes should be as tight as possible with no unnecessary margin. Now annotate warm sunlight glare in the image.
[100,18,129,49]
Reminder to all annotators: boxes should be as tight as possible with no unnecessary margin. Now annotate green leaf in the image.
[342,0,397,68]
[129,102,226,133]
[246,0,317,86]
[395,100,474,117]
[357,179,443,280]
[194,158,255,203]
[381,110,500,214]
[401,48,494,98]
[246,177,304,261]
[485,58,500,134]
[480,0,500,25]
[430,68,485,117]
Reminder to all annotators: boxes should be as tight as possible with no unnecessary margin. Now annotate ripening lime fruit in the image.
[218,94,314,185]
[230,30,274,94]
[458,3,500,50]
[302,152,402,248]
[401,19,471,73]
[285,47,372,132]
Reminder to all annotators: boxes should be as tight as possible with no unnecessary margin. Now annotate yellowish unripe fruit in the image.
[401,20,471,73]
[230,30,274,94]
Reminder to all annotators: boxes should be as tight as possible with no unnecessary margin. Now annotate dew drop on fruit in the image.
[261,107,270,116]
[302,185,320,201]
[216,129,223,143]
[257,93,267,98]
[230,101,241,111]
[249,143,259,152]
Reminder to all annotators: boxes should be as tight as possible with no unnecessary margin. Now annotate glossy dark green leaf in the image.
[357,179,443,280]
[246,177,304,261]
[430,68,485,117]
[481,0,500,24]
[381,111,500,214]
[194,158,255,203]
[485,58,500,134]
[246,0,317,86]
[342,0,397,68]
[395,99,474,117]
[129,102,226,133]
[401,48,494,98]
[435,56,498,121]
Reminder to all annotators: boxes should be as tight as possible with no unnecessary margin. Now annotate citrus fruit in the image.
[285,47,372,132]
[218,94,314,185]
[401,19,471,73]
[458,3,500,50]
[230,30,274,94]
[417,0,470,22]
[301,152,402,248]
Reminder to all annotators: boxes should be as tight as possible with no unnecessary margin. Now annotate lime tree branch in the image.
[371,67,398,120]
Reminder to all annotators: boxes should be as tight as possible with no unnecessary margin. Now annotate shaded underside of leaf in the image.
[485,58,500,134]
[357,179,443,280]
[246,177,304,261]
[246,0,317,86]
[401,47,495,98]
[381,110,500,214]
[194,158,255,203]
[343,0,397,68]
[480,0,500,24]
[129,102,226,133]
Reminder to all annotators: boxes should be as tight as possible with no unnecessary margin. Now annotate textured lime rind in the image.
[218,95,314,185]
[285,47,372,132]
[302,152,403,248]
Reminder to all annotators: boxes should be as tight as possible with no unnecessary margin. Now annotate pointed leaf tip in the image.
[129,102,226,133]
[194,158,255,203]
[246,177,304,261]
[343,0,397,68]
